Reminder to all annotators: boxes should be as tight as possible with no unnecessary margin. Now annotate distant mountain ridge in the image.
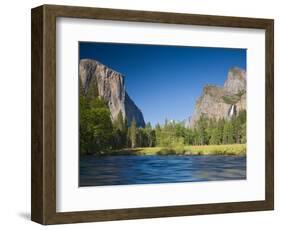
[79,59,145,127]
[186,67,246,127]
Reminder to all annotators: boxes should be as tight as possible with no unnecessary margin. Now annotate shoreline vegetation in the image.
[80,97,247,156]
[94,144,246,156]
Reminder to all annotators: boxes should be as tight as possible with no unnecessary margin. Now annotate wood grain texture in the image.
[31,6,44,224]
[265,20,274,209]
[31,4,274,225]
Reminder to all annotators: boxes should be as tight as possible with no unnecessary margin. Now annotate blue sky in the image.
[79,42,246,126]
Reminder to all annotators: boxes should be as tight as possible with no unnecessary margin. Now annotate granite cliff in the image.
[186,67,246,127]
[79,59,145,127]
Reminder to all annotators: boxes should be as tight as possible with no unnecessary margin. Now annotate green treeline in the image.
[80,96,246,155]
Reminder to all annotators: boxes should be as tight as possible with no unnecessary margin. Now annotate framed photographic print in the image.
[31,4,274,224]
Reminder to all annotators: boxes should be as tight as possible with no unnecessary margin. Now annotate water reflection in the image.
[79,155,246,186]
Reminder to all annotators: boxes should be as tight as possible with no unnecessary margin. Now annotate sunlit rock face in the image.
[224,67,246,94]
[79,59,145,127]
[186,67,246,128]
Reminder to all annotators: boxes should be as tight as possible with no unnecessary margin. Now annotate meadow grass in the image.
[109,144,246,156]
[183,144,246,155]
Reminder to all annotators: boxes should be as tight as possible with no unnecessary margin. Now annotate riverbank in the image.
[105,144,246,156]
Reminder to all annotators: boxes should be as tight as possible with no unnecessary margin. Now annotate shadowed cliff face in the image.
[124,92,145,128]
[79,59,145,127]
[186,67,246,127]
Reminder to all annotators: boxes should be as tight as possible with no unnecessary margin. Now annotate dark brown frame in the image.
[31,4,274,225]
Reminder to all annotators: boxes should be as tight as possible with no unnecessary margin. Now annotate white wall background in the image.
[0,0,279,229]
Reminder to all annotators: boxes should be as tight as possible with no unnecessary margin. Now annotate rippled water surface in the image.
[79,155,246,186]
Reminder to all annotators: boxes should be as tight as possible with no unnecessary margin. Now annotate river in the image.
[79,155,246,186]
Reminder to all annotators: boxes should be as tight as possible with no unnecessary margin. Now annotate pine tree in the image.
[184,128,194,145]
[240,123,247,143]
[196,115,208,145]
[145,122,155,147]
[129,119,137,148]
[114,111,125,132]
[155,123,162,146]
[112,111,128,148]
[223,121,235,144]
[232,117,241,143]
[210,128,221,145]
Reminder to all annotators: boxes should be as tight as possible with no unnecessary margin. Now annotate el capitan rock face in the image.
[186,67,246,127]
[79,59,145,127]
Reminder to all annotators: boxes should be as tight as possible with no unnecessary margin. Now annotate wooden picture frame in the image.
[31,4,274,225]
